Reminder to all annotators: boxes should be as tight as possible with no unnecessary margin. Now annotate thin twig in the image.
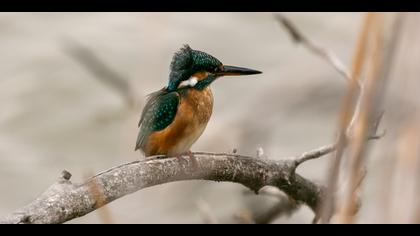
[292,133,383,169]
[276,13,388,223]
[275,13,367,139]
[293,143,337,167]
[275,13,359,89]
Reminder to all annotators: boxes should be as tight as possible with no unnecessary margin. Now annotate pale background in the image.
[0,12,417,223]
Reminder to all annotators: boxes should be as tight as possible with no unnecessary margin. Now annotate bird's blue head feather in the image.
[167,44,222,91]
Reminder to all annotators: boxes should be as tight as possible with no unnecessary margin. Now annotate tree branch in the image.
[1,15,389,225]
[0,152,327,224]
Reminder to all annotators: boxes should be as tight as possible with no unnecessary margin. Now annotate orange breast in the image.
[144,87,213,156]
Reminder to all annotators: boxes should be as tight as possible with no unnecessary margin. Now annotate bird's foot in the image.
[174,151,198,170]
[186,150,198,170]
[175,155,187,164]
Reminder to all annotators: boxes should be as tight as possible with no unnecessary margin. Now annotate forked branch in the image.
[0,151,330,224]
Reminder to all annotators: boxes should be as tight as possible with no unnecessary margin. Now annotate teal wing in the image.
[135,89,180,151]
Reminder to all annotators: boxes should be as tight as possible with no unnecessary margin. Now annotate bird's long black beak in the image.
[218,65,262,76]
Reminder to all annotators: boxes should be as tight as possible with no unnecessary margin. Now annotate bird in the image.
[135,44,262,158]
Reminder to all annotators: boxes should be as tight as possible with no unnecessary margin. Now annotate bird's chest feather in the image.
[181,87,214,123]
[146,87,213,155]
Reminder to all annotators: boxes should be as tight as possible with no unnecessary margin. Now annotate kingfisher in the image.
[135,44,262,158]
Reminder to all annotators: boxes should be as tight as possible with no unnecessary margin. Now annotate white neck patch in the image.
[178,76,198,89]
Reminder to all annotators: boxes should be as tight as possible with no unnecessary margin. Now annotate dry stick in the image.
[276,13,374,224]
[244,14,378,224]
[334,16,384,223]
[334,13,405,224]
[0,152,327,224]
[249,155,367,224]
[274,14,347,171]
[319,13,377,224]
[274,14,364,170]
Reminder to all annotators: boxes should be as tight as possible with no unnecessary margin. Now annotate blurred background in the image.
[0,12,419,223]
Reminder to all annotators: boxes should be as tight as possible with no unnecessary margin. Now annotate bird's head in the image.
[167,44,262,91]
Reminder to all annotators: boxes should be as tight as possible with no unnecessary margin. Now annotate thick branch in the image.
[0,152,325,224]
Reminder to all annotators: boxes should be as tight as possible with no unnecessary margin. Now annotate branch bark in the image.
[0,152,327,224]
